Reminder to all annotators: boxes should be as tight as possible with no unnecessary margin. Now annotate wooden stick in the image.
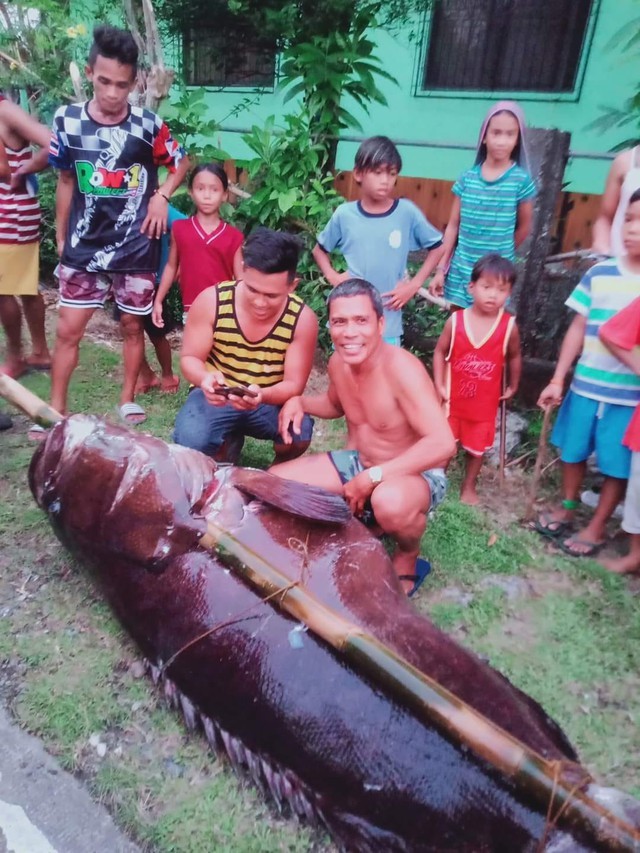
[524,406,553,522]
[505,449,535,469]
[416,286,449,310]
[499,367,508,489]
[200,519,640,851]
[0,374,62,427]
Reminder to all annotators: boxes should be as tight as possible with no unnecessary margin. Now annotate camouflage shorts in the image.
[57,264,155,315]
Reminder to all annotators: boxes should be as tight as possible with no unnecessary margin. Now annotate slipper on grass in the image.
[118,401,147,425]
[534,511,572,540]
[28,424,49,442]
[26,362,52,372]
[399,557,432,598]
[559,535,606,559]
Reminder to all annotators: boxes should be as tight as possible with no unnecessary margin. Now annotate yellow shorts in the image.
[0,242,39,296]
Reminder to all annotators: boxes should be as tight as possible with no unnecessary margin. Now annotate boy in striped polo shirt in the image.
[535,188,640,557]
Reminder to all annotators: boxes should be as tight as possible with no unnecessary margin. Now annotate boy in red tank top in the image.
[433,254,522,504]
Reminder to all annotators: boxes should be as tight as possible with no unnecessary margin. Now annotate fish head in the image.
[29,415,220,571]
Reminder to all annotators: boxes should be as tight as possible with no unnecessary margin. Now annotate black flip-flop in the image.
[400,557,432,598]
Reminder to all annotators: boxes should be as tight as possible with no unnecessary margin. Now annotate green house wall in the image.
[198,0,636,194]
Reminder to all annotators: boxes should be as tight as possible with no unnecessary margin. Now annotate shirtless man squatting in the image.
[271,278,456,596]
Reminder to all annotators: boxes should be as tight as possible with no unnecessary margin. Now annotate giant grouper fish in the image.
[20,411,640,852]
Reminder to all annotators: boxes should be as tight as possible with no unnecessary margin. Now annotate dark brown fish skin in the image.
[29,416,593,852]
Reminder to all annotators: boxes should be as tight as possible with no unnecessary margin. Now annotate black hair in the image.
[479,109,521,164]
[470,253,517,286]
[188,162,229,191]
[354,136,402,173]
[88,25,138,71]
[327,278,384,319]
[629,188,640,206]
[242,227,302,280]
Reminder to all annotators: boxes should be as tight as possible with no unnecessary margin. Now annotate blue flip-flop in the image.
[400,557,432,598]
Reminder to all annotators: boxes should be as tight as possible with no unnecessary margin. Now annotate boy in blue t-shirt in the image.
[312,136,443,345]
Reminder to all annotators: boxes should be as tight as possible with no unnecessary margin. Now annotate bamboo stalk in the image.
[200,519,640,852]
[499,366,508,489]
[0,374,62,427]
[524,406,553,522]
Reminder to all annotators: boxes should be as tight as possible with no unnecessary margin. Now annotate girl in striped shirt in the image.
[429,101,536,309]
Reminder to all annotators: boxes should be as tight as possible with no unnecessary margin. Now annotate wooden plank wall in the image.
[334,170,600,253]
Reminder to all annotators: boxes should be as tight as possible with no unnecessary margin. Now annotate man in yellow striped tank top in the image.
[174,228,318,463]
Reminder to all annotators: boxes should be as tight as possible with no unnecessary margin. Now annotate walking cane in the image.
[523,406,553,522]
[498,367,507,489]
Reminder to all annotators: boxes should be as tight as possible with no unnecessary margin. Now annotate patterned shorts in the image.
[57,264,155,315]
[328,448,447,524]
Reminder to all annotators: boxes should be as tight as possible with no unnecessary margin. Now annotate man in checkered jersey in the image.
[48,25,189,424]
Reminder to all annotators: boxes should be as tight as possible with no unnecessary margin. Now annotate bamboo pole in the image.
[2,375,639,850]
[0,374,62,427]
[499,366,508,489]
[200,519,640,852]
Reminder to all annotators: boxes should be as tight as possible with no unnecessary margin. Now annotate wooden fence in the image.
[226,162,601,254]
[334,171,601,255]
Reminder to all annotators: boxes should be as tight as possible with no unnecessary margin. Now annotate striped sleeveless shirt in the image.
[207,282,303,387]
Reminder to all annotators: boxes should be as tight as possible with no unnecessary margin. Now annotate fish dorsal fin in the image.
[229,468,351,525]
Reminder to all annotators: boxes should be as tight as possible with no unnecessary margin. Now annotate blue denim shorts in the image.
[551,390,633,479]
[173,388,314,457]
[328,448,447,524]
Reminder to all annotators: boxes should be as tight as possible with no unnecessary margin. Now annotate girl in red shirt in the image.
[152,163,243,326]
[433,254,522,504]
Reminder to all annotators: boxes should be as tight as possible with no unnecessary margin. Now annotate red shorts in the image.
[58,264,155,315]
[449,416,496,457]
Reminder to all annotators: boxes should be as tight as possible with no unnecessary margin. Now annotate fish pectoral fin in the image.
[229,468,351,525]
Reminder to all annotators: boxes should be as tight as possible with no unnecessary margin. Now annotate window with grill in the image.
[422,0,594,93]
[183,23,276,88]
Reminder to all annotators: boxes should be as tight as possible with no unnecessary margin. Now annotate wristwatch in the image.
[367,466,383,484]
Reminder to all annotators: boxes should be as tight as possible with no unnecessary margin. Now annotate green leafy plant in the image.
[159,87,231,163]
[235,111,343,347]
[588,18,640,149]
[0,2,104,118]
[279,17,396,168]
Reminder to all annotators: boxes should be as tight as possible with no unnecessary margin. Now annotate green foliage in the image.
[0,2,108,119]
[160,88,231,163]
[155,0,431,48]
[590,17,640,149]
[279,18,396,142]
[37,170,58,279]
[236,111,343,347]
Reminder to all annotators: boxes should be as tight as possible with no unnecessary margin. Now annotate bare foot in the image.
[0,359,28,379]
[393,549,419,595]
[460,488,480,505]
[160,374,180,394]
[135,373,161,395]
[599,554,640,575]
[25,356,52,370]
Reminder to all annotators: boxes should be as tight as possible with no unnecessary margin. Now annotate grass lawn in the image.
[1,325,640,852]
